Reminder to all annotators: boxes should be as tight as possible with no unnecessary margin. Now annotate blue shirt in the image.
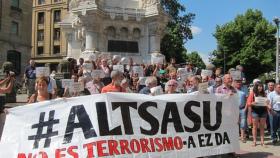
[237,90,246,109]
[268,91,280,111]
[25,65,36,79]
[139,86,151,95]
[240,85,249,97]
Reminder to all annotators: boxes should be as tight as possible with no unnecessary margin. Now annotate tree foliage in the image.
[160,0,195,63]
[186,51,206,69]
[210,9,277,81]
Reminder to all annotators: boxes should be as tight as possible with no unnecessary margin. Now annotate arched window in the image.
[133,28,141,39]
[106,26,116,38]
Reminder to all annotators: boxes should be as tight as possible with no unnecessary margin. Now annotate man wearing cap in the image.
[233,77,247,143]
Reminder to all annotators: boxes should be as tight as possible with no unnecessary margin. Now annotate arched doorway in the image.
[7,50,21,75]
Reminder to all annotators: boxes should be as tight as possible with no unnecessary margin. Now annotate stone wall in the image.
[0,0,32,75]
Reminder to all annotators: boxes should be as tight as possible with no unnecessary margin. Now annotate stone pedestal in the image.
[62,0,169,60]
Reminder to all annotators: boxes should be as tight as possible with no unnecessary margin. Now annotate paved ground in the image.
[237,135,280,158]
[1,94,280,157]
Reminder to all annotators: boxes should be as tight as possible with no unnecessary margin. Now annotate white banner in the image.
[91,70,105,79]
[151,56,164,65]
[36,67,50,77]
[201,69,213,77]
[132,66,144,77]
[113,65,124,73]
[0,93,239,158]
[61,79,74,88]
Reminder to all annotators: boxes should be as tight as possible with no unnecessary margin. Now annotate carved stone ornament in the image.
[69,0,99,10]
[69,0,80,10]
[141,0,159,8]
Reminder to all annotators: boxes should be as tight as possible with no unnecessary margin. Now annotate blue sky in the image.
[180,0,280,63]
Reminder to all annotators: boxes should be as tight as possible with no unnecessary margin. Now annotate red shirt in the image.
[101,83,126,93]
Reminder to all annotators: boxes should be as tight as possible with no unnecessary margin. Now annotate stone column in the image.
[85,29,98,51]
[148,23,161,53]
[149,35,161,53]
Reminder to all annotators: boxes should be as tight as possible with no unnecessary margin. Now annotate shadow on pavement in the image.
[265,142,280,146]
[238,152,276,158]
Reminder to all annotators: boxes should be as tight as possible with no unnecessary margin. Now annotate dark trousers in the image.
[269,110,280,140]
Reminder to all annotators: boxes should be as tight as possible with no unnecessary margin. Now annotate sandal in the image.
[251,141,256,147]
[241,138,246,143]
[261,142,267,148]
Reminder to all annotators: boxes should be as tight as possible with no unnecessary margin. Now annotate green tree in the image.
[186,51,206,69]
[160,0,195,63]
[210,9,277,81]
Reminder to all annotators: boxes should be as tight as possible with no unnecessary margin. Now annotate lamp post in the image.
[274,17,279,83]
[223,51,226,74]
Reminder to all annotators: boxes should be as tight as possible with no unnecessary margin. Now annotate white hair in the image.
[111,70,123,79]
[145,76,157,87]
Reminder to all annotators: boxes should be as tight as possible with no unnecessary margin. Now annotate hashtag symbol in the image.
[28,110,60,149]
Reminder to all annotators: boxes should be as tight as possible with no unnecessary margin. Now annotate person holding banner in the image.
[63,75,80,97]
[77,58,85,77]
[215,74,238,157]
[101,70,125,93]
[166,58,177,74]
[152,64,163,77]
[233,78,247,143]
[247,82,268,147]
[165,79,178,94]
[121,78,133,93]
[187,76,200,93]
[85,77,104,94]
[215,74,236,95]
[139,76,157,95]
[207,77,222,94]
[28,77,55,103]
[185,62,198,75]
[215,67,223,78]
[100,59,112,86]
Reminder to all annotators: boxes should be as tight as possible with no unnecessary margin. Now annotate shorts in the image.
[252,111,267,119]
[239,109,247,129]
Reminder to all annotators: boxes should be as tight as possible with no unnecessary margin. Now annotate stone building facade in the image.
[31,0,68,70]
[60,0,169,61]
[0,0,32,75]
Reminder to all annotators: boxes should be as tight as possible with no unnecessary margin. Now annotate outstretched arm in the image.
[0,77,10,85]
[0,78,14,94]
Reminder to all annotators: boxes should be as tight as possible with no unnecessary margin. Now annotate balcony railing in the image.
[103,6,145,17]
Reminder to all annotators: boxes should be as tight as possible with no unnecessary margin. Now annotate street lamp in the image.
[273,17,279,83]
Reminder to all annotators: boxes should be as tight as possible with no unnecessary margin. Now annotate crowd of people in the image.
[1,54,280,151]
